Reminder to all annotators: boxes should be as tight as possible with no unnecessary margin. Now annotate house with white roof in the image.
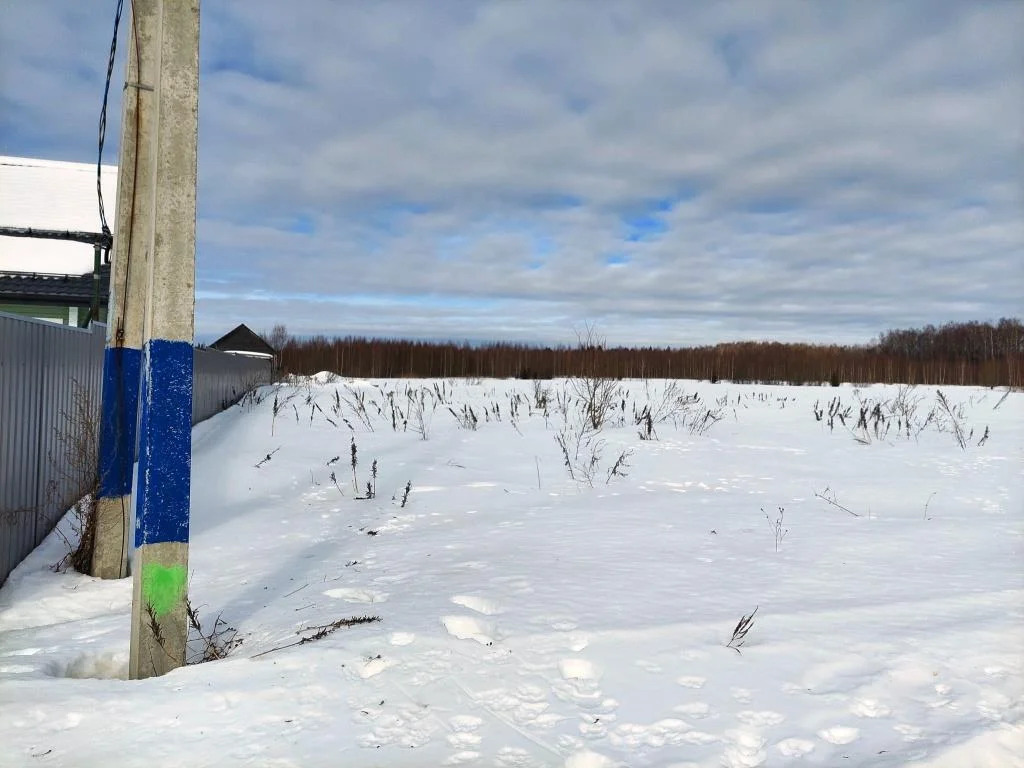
[0,156,117,325]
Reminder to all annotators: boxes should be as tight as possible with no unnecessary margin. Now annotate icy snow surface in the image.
[1,378,1021,767]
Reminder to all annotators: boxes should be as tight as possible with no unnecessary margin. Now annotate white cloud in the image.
[2,1,1021,345]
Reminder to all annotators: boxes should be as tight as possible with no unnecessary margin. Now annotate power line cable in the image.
[97,0,125,239]
[118,0,142,348]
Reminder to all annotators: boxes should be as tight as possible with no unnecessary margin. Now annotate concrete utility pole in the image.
[93,0,159,581]
[128,0,200,680]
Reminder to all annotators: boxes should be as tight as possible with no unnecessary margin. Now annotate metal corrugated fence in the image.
[192,348,272,424]
[0,312,272,584]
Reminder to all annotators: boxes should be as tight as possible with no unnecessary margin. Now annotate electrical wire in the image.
[97,0,125,239]
[118,0,141,349]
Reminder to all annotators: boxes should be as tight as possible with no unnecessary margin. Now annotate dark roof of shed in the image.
[209,323,276,355]
[0,264,110,304]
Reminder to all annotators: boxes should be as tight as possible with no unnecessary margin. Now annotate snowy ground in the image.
[1,377,1021,768]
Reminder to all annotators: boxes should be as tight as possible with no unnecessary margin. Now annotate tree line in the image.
[273,318,1022,387]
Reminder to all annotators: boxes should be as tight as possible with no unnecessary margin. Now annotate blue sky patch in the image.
[288,214,315,235]
[623,214,669,242]
[715,32,758,82]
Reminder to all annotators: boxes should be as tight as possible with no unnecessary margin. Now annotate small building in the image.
[0,263,111,326]
[0,155,117,274]
[0,156,117,325]
[209,324,276,360]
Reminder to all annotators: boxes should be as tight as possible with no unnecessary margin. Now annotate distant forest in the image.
[276,318,1022,387]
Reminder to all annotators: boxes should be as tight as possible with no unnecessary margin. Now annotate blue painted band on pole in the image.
[98,346,142,499]
[134,338,193,547]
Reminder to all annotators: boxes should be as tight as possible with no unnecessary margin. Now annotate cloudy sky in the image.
[2,1,1021,346]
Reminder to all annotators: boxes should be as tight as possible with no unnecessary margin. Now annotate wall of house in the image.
[0,302,76,325]
[0,304,109,327]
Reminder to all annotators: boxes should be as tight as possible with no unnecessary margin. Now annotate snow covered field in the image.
[1,377,1021,768]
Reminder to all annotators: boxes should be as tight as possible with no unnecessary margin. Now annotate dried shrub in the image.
[50,379,100,574]
[727,606,758,654]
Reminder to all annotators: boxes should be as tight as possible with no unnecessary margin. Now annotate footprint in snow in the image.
[515,683,549,703]
[721,729,767,768]
[449,715,484,732]
[564,750,617,768]
[323,587,388,603]
[736,710,785,727]
[553,661,609,710]
[850,697,892,718]
[673,701,713,719]
[776,738,815,757]
[564,634,589,652]
[495,747,541,768]
[893,723,923,741]
[578,713,608,739]
[607,718,697,749]
[447,732,482,749]
[559,658,601,682]
[355,710,434,750]
[442,615,495,645]
[676,675,707,689]
[817,726,860,745]
[451,594,502,615]
[443,751,482,765]
[511,700,553,727]
[983,665,1009,679]
[730,687,754,704]
[359,657,395,679]
[473,687,521,712]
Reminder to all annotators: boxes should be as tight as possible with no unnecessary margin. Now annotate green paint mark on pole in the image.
[141,563,187,617]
